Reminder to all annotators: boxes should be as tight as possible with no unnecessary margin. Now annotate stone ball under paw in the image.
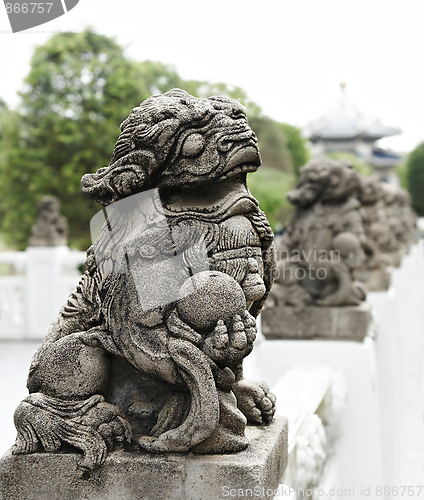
[177,271,246,333]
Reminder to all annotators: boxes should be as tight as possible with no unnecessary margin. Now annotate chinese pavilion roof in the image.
[305,84,401,142]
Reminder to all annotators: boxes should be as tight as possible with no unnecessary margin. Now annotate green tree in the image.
[396,162,408,190]
[407,142,424,215]
[0,30,181,249]
[326,151,373,176]
[0,29,304,249]
[278,123,309,175]
[247,168,295,230]
[248,117,294,174]
[0,97,7,138]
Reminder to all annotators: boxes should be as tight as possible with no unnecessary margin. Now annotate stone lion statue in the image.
[28,195,68,247]
[269,157,368,309]
[12,89,276,471]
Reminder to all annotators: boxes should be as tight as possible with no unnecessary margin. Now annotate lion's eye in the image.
[181,133,206,158]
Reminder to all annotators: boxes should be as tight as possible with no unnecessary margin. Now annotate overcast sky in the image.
[0,0,423,152]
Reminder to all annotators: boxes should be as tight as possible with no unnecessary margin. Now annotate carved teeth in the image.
[219,163,257,181]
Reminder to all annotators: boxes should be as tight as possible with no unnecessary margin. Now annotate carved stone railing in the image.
[0,247,85,339]
[0,275,25,337]
[271,366,346,499]
[245,240,424,499]
[367,240,424,488]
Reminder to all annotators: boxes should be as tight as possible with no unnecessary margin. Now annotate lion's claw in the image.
[79,402,132,450]
[233,379,276,424]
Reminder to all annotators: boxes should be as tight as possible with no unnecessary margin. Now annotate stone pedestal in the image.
[356,267,392,291]
[261,302,372,341]
[0,417,288,500]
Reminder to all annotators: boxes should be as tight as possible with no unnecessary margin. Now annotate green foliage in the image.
[396,162,408,190]
[407,142,424,216]
[326,151,373,176]
[0,30,181,249]
[248,117,294,174]
[247,168,295,231]
[278,123,310,175]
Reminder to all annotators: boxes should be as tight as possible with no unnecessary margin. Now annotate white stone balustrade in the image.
[0,246,86,339]
[367,240,424,488]
[275,366,346,499]
[244,240,424,499]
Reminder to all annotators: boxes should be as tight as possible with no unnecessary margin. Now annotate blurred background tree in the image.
[245,118,311,232]
[278,123,309,176]
[326,151,373,176]
[0,29,309,249]
[248,117,294,174]
[395,162,409,190]
[406,141,424,216]
[247,169,295,232]
[0,29,156,249]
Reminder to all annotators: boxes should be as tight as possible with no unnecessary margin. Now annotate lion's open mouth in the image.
[220,163,258,180]
[220,146,260,180]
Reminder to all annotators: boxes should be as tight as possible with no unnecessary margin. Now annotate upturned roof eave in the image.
[308,130,400,142]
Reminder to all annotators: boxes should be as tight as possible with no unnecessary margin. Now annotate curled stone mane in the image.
[81,89,249,206]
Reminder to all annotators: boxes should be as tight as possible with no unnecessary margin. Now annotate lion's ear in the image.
[81,151,158,206]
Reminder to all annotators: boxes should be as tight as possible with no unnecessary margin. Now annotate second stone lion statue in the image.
[270,157,368,309]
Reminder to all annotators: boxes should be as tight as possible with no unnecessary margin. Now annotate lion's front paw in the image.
[233,379,276,424]
[79,402,132,450]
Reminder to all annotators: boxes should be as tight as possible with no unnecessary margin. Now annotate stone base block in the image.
[356,267,392,291]
[0,417,288,500]
[262,302,372,341]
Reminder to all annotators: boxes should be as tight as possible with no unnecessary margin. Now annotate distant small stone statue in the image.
[28,195,68,247]
[356,180,416,277]
[270,158,367,309]
[382,185,417,262]
[12,90,276,470]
